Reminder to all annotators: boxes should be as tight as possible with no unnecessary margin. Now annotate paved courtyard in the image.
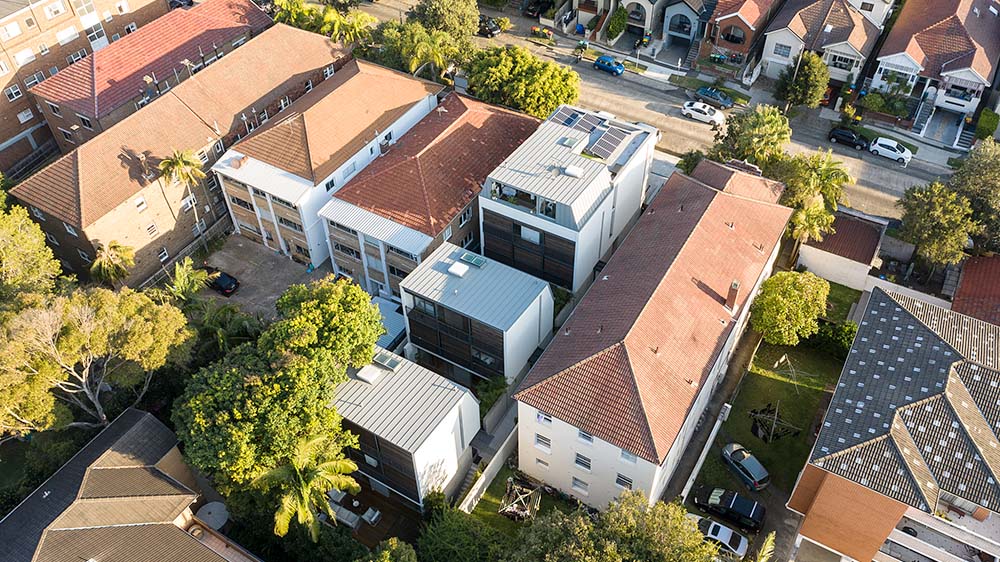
[203,235,333,319]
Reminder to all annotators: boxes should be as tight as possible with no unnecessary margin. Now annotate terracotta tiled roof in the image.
[879,0,1000,82]
[332,94,539,237]
[235,60,443,184]
[712,0,778,27]
[31,0,271,119]
[766,0,880,55]
[11,25,348,227]
[689,159,784,203]
[514,169,791,463]
[805,212,883,264]
[952,256,1000,326]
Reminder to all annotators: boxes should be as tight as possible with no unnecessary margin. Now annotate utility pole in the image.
[783,50,805,114]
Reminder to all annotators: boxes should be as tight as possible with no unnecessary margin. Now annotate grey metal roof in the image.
[334,347,474,453]
[319,196,433,256]
[0,409,201,562]
[399,242,551,331]
[486,105,651,209]
[0,0,30,22]
[374,296,406,350]
[813,287,1000,513]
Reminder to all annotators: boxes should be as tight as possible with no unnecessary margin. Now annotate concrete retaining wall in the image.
[458,424,519,513]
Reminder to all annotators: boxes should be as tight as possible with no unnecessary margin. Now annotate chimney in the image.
[725,280,740,312]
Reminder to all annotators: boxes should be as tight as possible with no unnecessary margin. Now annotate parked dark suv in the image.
[523,0,552,18]
[691,486,766,531]
[828,126,868,150]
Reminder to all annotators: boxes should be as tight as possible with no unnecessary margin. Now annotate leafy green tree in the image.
[357,538,418,562]
[0,205,61,316]
[606,6,628,38]
[709,104,790,165]
[418,509,509,562]
[897,181,979,271]
[89,240,135,288]
[767,151,849,212]
[504,509,621,562]
[677,150,705,175]
[750,271,830,346]
[174,276,380,490]
[410,0,478,42]
[466,46,580,119]
[254,434,359,542]
[404,27,454,79]
[948,137,1000,250]
[788,199,836,264]
[159,149,208,252]
[189,300,263,361]
[775,52,830,110]
[597,492,717,562]
[1,288,191,432]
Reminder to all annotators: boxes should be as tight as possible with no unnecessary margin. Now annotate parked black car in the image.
[203,266,240,296]
[828,126,868,150]
[523,0,553,18]
[691,486,766,532]
[478,15,501,37]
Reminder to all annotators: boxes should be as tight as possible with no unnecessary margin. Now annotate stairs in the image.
[956,126,976,150]
[455,465,479,504]
[912,91,937,135]
[683,41,700,69]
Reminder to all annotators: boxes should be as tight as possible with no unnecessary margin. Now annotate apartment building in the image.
[762,0,882,83]
[0,0,169,177]
[317,93,539,299]
[870,0,1000,146]
[480,105,658,294]
[212,60,442,270]
[514,160,791,509]
[788,287,1000,562]
[31,0,270,151]
[334,347,480,509]
[399,242,554,387]
[0,408,261,562]
[10,24,350,284]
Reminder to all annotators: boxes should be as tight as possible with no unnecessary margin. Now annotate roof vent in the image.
[233,155,248,169]
[448,262,470,278]
[357,366,381,385]
[726,221,735,230]
[823,24,833,32]
[564,165,585,178]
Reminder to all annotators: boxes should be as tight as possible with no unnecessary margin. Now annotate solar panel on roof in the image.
[573,113,604,133]
[552,106,580,127]
[586,126,629,160]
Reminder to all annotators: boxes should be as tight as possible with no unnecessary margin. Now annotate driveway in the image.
[203,235,333,319]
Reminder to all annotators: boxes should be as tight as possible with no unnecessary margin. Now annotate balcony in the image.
[888,507,1000,562]
[489,183,536,214]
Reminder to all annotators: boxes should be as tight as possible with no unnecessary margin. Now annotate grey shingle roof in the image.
[813,287,1000,513]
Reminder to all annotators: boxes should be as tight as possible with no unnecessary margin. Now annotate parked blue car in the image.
[593,55,625,76]
[696,86,735,109]
[721,443,770,491]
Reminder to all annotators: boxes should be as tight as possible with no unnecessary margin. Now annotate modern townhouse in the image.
[0,0,169,177]
[399,242,554,387]
[212,60,442,270]
[788,287,1000,562]
[0,409,261,562]
[870,0,1000,147]
[31,0,270,151]
[333,347,480,511]
[513,160,791,509]
[699,0,783,65]
[10,24,350,283]
[952,256,1000,326]
[762,0,882,83]
[663,0,718,57]
[316,93,539,299]
[479,105,658,295]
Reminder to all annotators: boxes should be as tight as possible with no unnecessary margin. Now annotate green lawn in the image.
[849,125,920,154]
[667,75,751,105]
[696,343,844,493]
[825,282,862,324]
[0,439,28,489]
[470,464,581,536]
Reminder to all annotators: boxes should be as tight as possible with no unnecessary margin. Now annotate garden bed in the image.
[667,75,751,105]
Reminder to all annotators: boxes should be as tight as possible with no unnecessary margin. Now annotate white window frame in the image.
[66,49,87,64]
[44,1,66,18]
[571,477,589,495]
[123,22,136,33]
[59,128,74,143]
[156,247,169,263]
[146,222,158,237]
[323,65,334,79]
[0,61,8,75]
[443,225,453,240]
[46,232,60,246]
[76,248,90,262]
[115,0,128,13]
[24,71,45,89]
[574,453,592,472]
[460,231,474,249]
[56,26,79,45]
[71,0,96,16]
[0,21,22,41]
[47,102,61,115]
[534,433,551,452]
[77,114,93,130]
[459,205,473,227]
[773,43,791,58]
[615,473,633,490]
[39,43,49,55]
[134,196,147,212]
[30,206,45,220]
[578,430,594,445]
[16,108,33,123]
[4,84,22,101]
[63,222,78,236]
[620,449,638,464]
[14,48,36,65]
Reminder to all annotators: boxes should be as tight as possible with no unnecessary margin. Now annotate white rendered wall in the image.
[502,286,555,381]
[797,246,871,291]
[412,390,480,505]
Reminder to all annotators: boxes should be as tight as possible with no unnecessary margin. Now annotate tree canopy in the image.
[173,276,381,491]
[898,181,979,268]
[709,104,790,165]
[355,538,418,562]
[775,52,830,109]
[0,287,191,436]
[0,205,61,317]
[418,508,510,562]
[750,271,830,346]
[410,0,478,43]
[466,46,581,119]
[948,137,1000,251]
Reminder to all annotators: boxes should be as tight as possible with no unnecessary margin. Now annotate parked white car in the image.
[687,514,749,559]
[869,137,912,166]
[682,101,725,127]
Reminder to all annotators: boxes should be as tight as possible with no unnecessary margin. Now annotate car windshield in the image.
[732,449,747,461]
[698,519,712,534]
[727,533,743,550]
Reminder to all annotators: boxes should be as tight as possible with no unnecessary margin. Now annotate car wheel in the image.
[897,157,905,163]
[593,64,600,70]
[854,144,863,151]
[872,150,880,157]
[830,137,837,144]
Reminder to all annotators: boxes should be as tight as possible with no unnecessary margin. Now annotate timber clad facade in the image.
[482,208,575,290]
[342,419,420,503]
[406,295,506,380]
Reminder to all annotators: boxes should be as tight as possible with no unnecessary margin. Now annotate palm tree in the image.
[274,0,314,30]
[803,150,851,211]
[748,532,775,562]
[191,300,263,361]
[317,8,375,45]
[788,197,836,263]
[165,257,216,305]
[404,28,453,80]
[254,434,360,542]
[90,241,135,288]
[158,149,208,253]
